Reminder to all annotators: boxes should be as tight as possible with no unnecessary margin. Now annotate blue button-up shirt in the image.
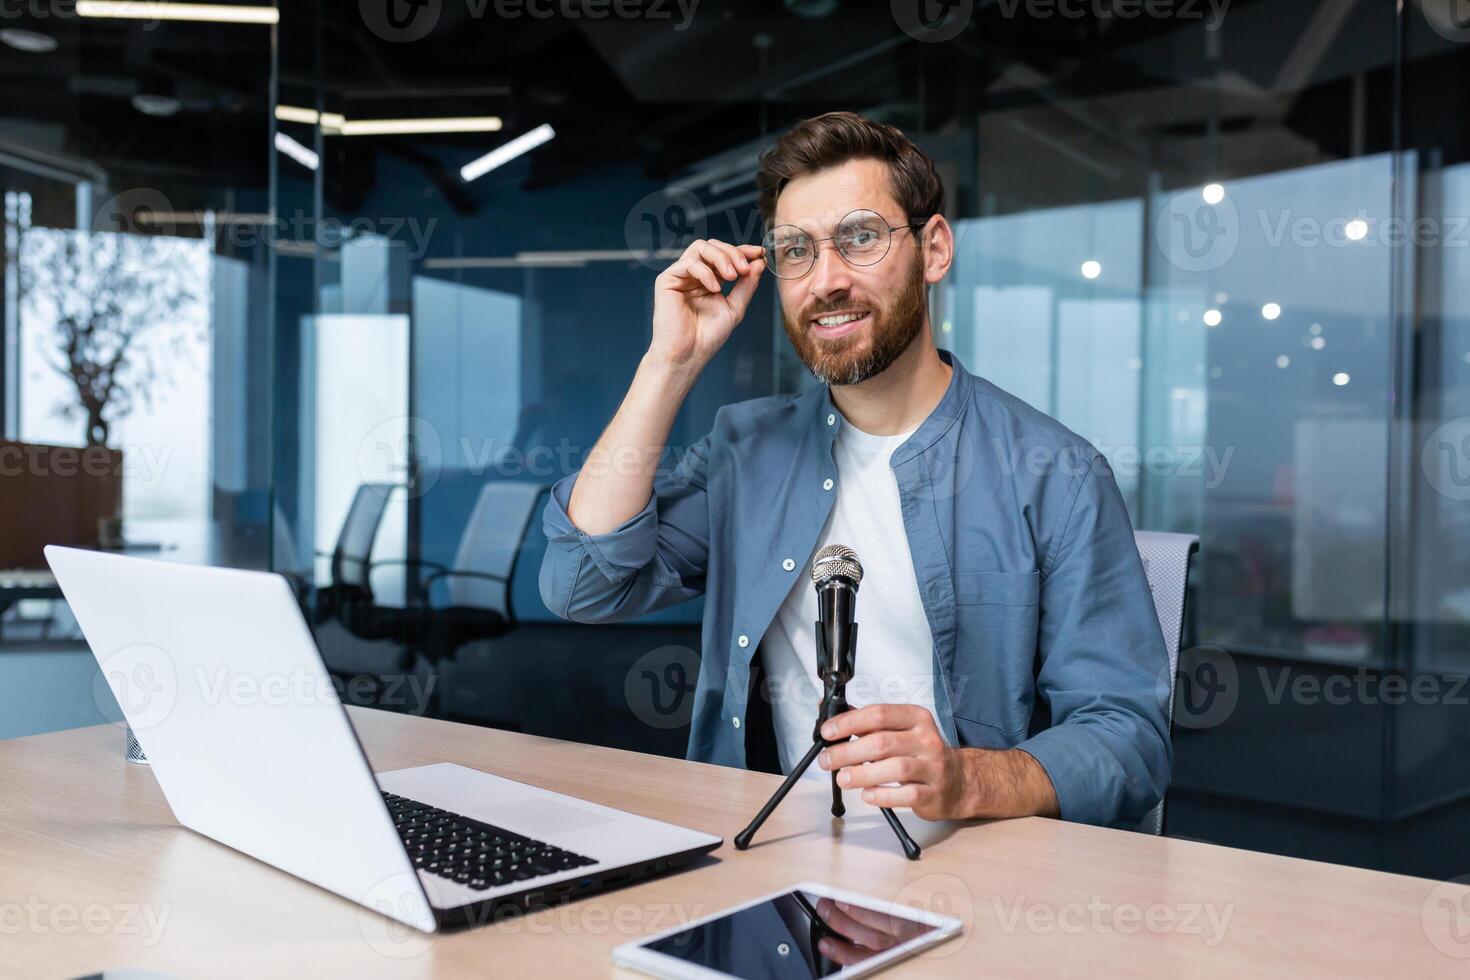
[540,349,1171,827]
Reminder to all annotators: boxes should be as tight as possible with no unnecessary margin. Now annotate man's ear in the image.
[920,215,954,285]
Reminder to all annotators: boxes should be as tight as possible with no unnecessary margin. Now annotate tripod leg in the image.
[880,807,922,860]
[831,772,845,818]
[734,738,825,850]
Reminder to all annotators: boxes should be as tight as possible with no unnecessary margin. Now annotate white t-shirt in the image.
[760,418,941,776]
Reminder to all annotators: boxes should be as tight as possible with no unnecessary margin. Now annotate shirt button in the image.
[822,478,834,491]
[827,413,836,426]
[732,716,742,729]
[782,558,795,571]
[737,634,749,648]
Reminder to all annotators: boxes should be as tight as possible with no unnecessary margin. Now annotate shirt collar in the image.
[815,347,971,465]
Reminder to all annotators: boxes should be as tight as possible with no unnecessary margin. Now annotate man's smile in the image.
[810,309,871,339]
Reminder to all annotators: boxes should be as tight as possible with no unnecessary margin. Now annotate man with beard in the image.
[539,112,1171,828]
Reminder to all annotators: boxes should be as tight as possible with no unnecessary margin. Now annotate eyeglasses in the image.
[761,209,929,280]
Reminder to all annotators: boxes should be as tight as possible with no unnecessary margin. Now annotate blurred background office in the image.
[2,0,1468,881]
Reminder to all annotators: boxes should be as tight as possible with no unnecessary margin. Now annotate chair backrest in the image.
[447,482,548,617]
[331,483,397,592]
[1132,529,1199,836]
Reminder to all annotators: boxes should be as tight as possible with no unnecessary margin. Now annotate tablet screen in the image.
[640,889,940,978]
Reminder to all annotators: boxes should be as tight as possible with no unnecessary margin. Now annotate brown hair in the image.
[755,111,945,229]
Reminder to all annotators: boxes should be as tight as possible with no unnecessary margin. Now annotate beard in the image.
[782,250,928,387]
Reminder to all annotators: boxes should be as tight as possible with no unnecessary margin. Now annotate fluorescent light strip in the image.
[337,117,502,137]
[135,210,272,225]
[275,105,345,130]
[460,124,556,182]
[275,107,496,137]
[77,2,279,24]
[274,132,318,171]
[424,247,680,269]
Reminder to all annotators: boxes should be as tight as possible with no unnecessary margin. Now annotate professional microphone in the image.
[812,544,862,684]
[734,542,921,859]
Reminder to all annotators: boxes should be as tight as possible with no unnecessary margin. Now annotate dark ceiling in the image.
[1,0,1467,222]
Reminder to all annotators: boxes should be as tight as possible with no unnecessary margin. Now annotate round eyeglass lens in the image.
[763,225,814,280]
[834,210,891,265]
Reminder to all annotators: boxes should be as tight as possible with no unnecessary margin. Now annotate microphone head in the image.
[811,544,862,589]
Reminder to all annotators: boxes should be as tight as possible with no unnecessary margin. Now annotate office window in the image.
[15,222,212,521]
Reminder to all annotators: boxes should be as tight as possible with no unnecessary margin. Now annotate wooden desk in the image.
[2,710,1466,978]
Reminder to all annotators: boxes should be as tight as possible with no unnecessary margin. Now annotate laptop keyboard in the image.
[383,791,598,892]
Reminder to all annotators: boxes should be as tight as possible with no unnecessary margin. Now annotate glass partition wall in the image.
[1,10,273,557]
[255,0,1470,879]
[0,6,274,738]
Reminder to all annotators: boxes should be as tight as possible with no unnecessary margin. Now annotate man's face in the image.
[772,158,931,386]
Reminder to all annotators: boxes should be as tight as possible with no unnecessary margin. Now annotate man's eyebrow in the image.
[773,210,883,231]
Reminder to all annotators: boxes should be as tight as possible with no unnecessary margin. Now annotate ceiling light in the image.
[132,94,182,116]
[1345,219,1368,241]
[77,2,279,23]
[1203,309,1222,327]
[0,29,58,53]
[276,105,345,130]
[784,0,840,16]
[1202,183,1225,205]
[275,132,318,171]
[1333,372,1350,386]
[1311,336,1326,350]
[1080,259,1101,280]
[1276,355,1290,368]
[1261,302,1281,320]
[338,116,503,137]
[460,123,556,182]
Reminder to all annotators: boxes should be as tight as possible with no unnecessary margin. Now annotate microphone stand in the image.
[734,622,921,860]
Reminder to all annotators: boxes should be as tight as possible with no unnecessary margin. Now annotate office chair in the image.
[398,481,549,665]
[313,482,403,641]
[318,480,547,700]
[1133,529,1200,836]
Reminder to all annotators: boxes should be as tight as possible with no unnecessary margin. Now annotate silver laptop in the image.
[45,545,721,934]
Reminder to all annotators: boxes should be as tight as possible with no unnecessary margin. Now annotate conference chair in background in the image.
[316,480,549,710]
[1133,529,1200,837]
[312,482,401,637]
[407,481,549,666]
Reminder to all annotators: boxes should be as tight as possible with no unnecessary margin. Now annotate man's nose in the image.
[807,241,852,301]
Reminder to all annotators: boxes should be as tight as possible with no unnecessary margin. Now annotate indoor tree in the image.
[18,227,205,447]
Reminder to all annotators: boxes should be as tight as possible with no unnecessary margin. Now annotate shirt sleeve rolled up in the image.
[538,435,712,624]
